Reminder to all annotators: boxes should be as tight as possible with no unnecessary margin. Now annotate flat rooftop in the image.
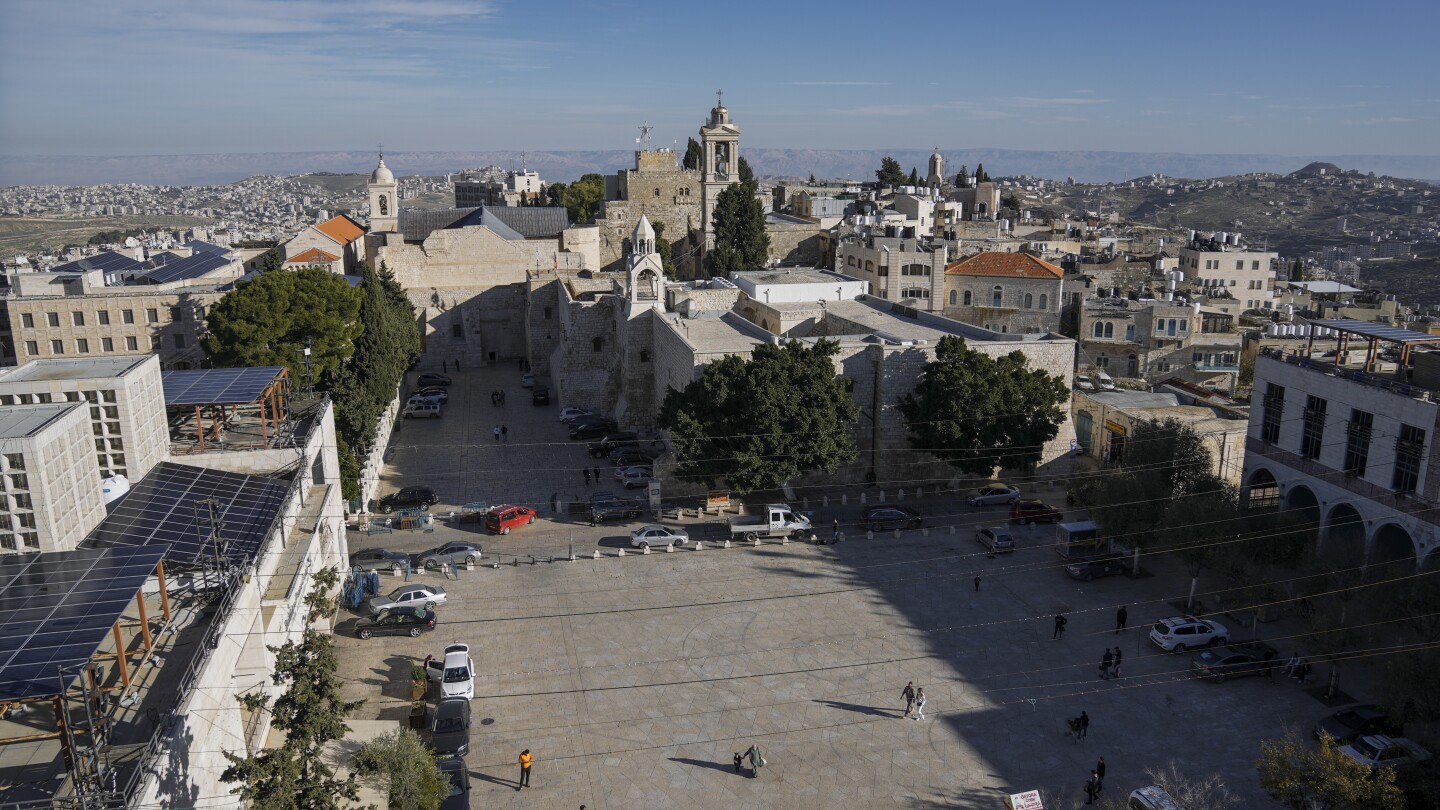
[662,312,769,355]
[823,296,1064,345]
[731,269,843,286]
[0,403,82,439]
[0,356,150,384]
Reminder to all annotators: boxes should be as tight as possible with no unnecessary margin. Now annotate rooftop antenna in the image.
[637,121,654,151]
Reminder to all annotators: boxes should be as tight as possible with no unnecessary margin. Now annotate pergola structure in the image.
[161,366,289,451]
[1309,318,1440,376]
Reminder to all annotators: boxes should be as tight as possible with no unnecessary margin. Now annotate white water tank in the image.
[101,475,130,505]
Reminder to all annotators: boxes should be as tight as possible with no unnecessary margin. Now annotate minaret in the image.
[367,152,398,233]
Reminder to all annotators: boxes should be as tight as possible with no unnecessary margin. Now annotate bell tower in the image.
[626,215,665,315]
[367,151,398,233]
[699,91,741,249]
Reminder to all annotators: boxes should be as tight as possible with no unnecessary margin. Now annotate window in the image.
[72,311,84,326]
[151,336,162,350]
[1300,395,1327,460]
[963,290,972,306]
[1093,322,1105,338]
[146,309,158,323]
[122,309,134,324]
[1393,424,1426,493]
[1261,384,1284,444]
[169,307,182,322]
[1125,324,1135,341]
[1344,409,1372,478]
[1096,354,1109,368]
[1158,359,1171,372]
[98,310,110,325]
[1235,260,1244,270]
[1023,293,1033,309]
[174,334,186,349]
[4,454,24,471]
[992,286,1003,307]
[901,288,930,299]
[46,313,59,328]
[76,338,89,353]
[543,306,552,320]
[101,337,113,352]
[1038,294,1047,310]
[24,341,37,356]
[1103,322,1114,339]
[20,314,33,329]
[50,339,64,354]
[124,336,138,351]
[450,323,462,339]
[1178,320,1188,334]
[1252,261,1261,270]
[592,337,604,352]
[949,290,958,306]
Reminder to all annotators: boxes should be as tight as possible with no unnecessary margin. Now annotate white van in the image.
[403,401,442,419]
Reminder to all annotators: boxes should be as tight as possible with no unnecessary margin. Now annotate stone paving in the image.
[336,365,1330,809]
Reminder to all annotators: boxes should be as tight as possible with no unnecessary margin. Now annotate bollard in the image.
[879,489,886,501]
[922,527,930,537]
[466,558,475,570]
[898,488,905,501]
[723,538,732,549]
[823,495,829,508]
[780,535,788,545]
[694,540,704,551]
[860,492,868,505]
[751,536,760,547]
[391,565,402,577]
[666,543,674,553]
[569,553,577,561]
[949,524,956,535]
[642,545,651,555]
[841,493,848,506]
[618,548,626,557]
[593,550,601,559]
[893,529,901,540]
[866,530,874,541]
[838,532,846,543]
[448,511,456,521]
[738,503,746,515]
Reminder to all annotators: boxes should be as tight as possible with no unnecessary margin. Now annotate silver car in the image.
[975,526,1015,552]
[366,584,448,616]
[968,484,1021,507]
[417,542,484,570]
[629,525,690,549]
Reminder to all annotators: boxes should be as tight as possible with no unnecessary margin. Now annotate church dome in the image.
[370,156,394,184]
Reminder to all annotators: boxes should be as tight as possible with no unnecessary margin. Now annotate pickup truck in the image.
[727,503,813,542]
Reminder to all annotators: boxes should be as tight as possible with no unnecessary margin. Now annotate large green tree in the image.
[955,165,971,188]
[1257,730,1404,809]
[203,266,362,382]
[897,336,1068,475]
[560,173,605,223]
[705,181,770,276]
[738,155,755,185]
[652,222,679,280]
[350,729,448,810]
[682,137,703,171]
[659,339,858,493]
[876,156,906,188]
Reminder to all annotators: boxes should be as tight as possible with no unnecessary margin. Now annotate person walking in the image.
[1284,652,1300,679]
[454,358,461,370]
[1115,606,1128,634]
[831,519,840,544]
[492,425,501,443]
[901,681,916,717]
[593,466,601,482]
[1085,769,1100,804]
[1078,710,1089,740]
[1298,658,1313,685]
[913,688,927,721]
[501,424,509,443]
[1111,647,1123,679]
[442,360,448,372]
[974,574,981,592]
[583,468,591,486]
[1099,648,1113,680]
[1096,757,1107,792]
[1263,649,1277,680]
[518,749,533,789]
[745,744,765,778]
[1053,612,1068,640]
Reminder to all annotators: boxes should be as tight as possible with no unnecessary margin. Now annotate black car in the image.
[570,421,618,440]
[591,497,645,523]
[1190,647,1267,683]
[862,504,922,531]
[609,446,656,466]
[588,433,639,457]
[1314,705,1399,744]
[355,606,436,639]
[1064,556,1128,581]
[349,547,410,569]
[416,373,452,387]
[377,486,440,514]
[430,697,472,756]
[531,385,550,405]
[437,757,470,810]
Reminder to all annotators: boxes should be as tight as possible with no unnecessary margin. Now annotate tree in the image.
[1290,257,1306,282]
[682,137,703,171]
[658,339,858,493]
[545,181,566,208]
[908,167,920,186]
[203,267,362,382]
[875,156,906,188]
[807,173,817,185]
[704,181,770,276]
[223,571,363,810]
[974,163,991,182]
[349,729,448,810]
[652,222,679,280]
[897,336,1068,476]
[738,155,755,186]
[1095,761,1240,810]
[1257,730,1403,809]
[560,173,605,223]
[1002,192,1023,212]
[955,165,971,188]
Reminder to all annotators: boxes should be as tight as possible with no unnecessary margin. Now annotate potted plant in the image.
[410,665,428,701]
[408,700,426,729]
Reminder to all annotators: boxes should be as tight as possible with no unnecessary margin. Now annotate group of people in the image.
[731,744,767,778]
[581,467,603,485]
[490,389,506,406]
[1084,757,1107,804]
[1097,647,1124,680]
[1283,652,1314,684]
[901,681,928,720]
[491,424,509,443]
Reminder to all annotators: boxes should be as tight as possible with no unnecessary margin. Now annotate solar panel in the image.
[1313,319,1440,345]
[49,251,144,276]
[144,252,232,284]
[83,462,289,566]
[162,367,286,406]
[0,545,168,701]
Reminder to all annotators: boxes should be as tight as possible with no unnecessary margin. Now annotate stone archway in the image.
[1322,502,1367,567]
[1370,522,1419,575]
[1243,467,1281,509]
[1284,484,1321,523]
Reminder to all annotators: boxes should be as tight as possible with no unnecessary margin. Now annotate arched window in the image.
[1103,322,1114,339]
[1023,293,1033,309]
[1093,321,1105,338]
[992,286,1003,307]
[963,290,972,306]
[654,188,660,197]
[1038,294,1047,310]
[865,261,874,272]
[639,350,651,362]
[592,337,604,353]
[847,256,857,267]
[949,289,958,306]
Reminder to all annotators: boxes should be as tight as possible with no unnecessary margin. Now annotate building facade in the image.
[943,252,1064,334]
[834,235,947,312]
[1177,235,1278,315]
[0,403,107,553]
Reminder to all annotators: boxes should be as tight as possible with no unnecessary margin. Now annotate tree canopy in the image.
[974,163,991,183]
[876,156,906,188]
[203,266,362,382]
[908,167,921,186]
[1257,730,1403,810]
[682,137,703,171]
[560,173,605,223]
[652,222,679,280]
[350,729,448,810]
[705,181,769,276]
[955,165,970,188]
[738,155,755,185]
[897,336,1068,475]
[659,339,858,493]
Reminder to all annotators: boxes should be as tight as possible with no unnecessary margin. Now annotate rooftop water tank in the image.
[101,475,130,505]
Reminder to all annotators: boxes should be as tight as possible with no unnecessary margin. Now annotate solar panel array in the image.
[144,252,232,284]
[0,545,168,701]
[162,366,285,406]
[1313,319,1440,344]
[50,251,144,276]
[84,462,289,566]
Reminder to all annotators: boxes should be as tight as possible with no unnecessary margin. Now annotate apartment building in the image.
[834,233,947,312]
[1078,297,1242,391]
[943,252,1064,334]
[1176,233,1278,315]
[0,403,107,553]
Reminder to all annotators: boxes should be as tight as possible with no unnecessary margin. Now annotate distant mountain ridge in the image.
[3,148,1438,187]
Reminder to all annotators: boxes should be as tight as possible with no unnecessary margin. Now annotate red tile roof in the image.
[286,248,341,264]
[946,252,1063,279]
[313,214,366,246]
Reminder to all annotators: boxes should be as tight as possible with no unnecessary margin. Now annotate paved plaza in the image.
[335,365,1327,808]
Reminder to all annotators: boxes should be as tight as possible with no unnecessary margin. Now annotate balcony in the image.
[1258,347,1435,402]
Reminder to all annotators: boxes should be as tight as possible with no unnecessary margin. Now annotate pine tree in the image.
[1290,257,1305,282]
[682,137,703,171]
[807,173,816,185]
[955,166,970,188]
[738,155,755,185]
[875,157,906,188]
[705,182,770,276]
[974,163,990,183]
[908,167,920,186]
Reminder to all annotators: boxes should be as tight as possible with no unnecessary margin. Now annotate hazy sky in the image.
[1,0,1436,157]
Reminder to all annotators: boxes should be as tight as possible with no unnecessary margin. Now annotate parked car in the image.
[1339,735,1431,769]
[520,372,535,388]
[417,543,484,570]
[968,484,1021,507]
[570,421,618,440]
[590,495,644,522]
[1127,786,1182,810]
[1149,616,1228,653]
[589,433,639,458]
[366,584,448,616]
[417,373,452,387]
[485,504,537,535]
[429,697,472,756]
[609,447,656,466]
[531,385,550,405]
[559,407,593,424]
[1010,499,1063,524]
[355,605,436,639]
[975,526,1015,553]
[1064,556,1127,581]
[402,401,442,419]
[437,757,470,810]
[1190,646,1267,683]
[377,486,439,513]
[349,547,410,569]
[629,525,690,549]
[425,643,476,700]
[1314,705,1399,744]
[863,504,922,531]
[615,466,654,489]
[416,386,450,403]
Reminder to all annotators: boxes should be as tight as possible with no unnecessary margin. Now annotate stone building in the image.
[943,252,1064,334]
[1176,233,1278,315]
[283,214,367,274]
[834,234,947,311]
[1072,387,1248,483]
[0,403,106,553]
[1077,297,1241,390]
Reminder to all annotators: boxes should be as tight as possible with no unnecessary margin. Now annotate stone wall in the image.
[766,221,824,266]
[549,290,621,415]
[666,286,742,314]
[942,275,1063,334]
[596,200,701,268]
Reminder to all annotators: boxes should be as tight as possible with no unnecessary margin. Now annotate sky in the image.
[1,0,1437,158]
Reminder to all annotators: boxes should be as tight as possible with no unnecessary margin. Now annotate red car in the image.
[1010,499,1063,524]
[484,505,537,535]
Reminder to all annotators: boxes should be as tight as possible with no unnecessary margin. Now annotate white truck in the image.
[727,503,813,542]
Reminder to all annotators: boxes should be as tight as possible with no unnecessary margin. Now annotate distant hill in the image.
[3,148,1439,187]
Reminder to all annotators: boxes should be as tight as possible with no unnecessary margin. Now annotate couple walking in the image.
[1098,647,1124,679]
[901,681,927,720]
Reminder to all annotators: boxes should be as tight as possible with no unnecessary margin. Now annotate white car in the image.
[615,466,654,489]
[629,525,690,549]
[968,484,1020,507]
[366,584,448,616]
[426,643,476,700]
[974,526,1015,553]
[559,407,593,424]
[1339,735,1431,769]
[1148,615,1228,653]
